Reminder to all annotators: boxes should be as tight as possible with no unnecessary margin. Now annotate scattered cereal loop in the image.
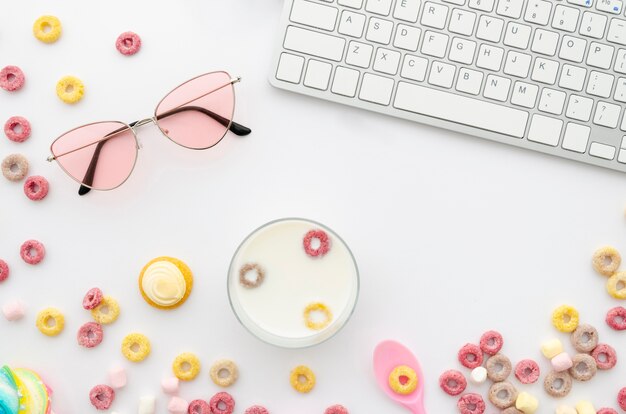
[552,305,579,333]
[485,353,511,382]
[438,370,466,396]
[568,353,597,381]
[209,392,235,414]
[592,246,621,276]
[23,176,49,201]
[77,322,103,348]
[570,324,598,353]
[606,272,626,299]
[2,154,29,182]
[33,16,62,43]
[91,295,120,324]
[4,116,31,142]
[544,370,573,398]
[20,239,45,265]
[56,75,84,104]
[209,359,238,387]
[188,399,210,414]
[89,384,115,410]
[605,306,626,331]
[0,66,25,92]
[488,381,517,410]
[457,393,485,414]
[591,343,617,370]
[0,260,9,283]
[121,333,151,362]
[479,330,503,356]
[290,365,315,393]
[36,307,64,336]
[514,359,540,385]
[83,288,103,310]
[116,32,142,55]
[457,343,483,369]
[172,352,200,381]
[324,405,348,414]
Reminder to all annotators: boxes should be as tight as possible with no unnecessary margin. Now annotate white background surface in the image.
[1,1,626,413]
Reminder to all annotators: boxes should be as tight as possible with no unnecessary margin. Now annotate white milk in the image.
[228,219,359,347]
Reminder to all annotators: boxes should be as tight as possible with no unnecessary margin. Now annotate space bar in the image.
[393,82,529,138]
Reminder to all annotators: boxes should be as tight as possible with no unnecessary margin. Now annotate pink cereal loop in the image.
[606,307,626,331]
[89,384,115,410]
[24,176,49,201]
[457,393,486,414]
[116,31,142,55]
[619,387,626,411]
[83,288,103,310]
[479,330,503,356]
[0,260,9,283]
[458,343,483,369]
[514,359,540,384]
[244,406,269,414]
[439,370,467,396]
[324,405,348,414]
[188,400,211,414]
[303,229,331,257]
[597,409,618,414]
[0,66,25,92]
[77,322,104,348]
[20,240,45,265]
[209,392,235,414]
[4,116,31,142]
[591,343,617,370]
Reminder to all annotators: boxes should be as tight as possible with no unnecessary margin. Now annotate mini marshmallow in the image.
[551,352,573,372]
[161,377,179,395]
[515,392,539,414]
[138,396,156,414]
[2,300,25,321]
[576,401,596,414]
[541,339,564,359]
[555,405,577,414]
[470,367,487,384]
[109,366,127,389]
[167,396,188,414]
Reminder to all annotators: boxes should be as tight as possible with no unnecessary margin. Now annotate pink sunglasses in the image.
[47,71,251,196]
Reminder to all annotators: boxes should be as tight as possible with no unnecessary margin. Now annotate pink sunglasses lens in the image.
[155,71,235,149]
[51,121,137,190]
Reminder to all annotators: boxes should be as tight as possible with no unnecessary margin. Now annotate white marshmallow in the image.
[2,300,25,321]
[138,396,156,414]
[470,366,487,384]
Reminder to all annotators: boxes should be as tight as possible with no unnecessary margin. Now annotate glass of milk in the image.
[227,218,360,348]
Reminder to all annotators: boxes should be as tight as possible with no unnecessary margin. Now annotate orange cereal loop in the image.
[592,246,621,276]
[33,15,62,43]
[388,365,418,395]
[56,76,84,104]
[303,302,333,331]
[172,352,200,381]
[290,365,316,393]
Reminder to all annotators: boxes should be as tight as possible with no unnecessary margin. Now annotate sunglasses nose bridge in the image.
[129,117,157,150]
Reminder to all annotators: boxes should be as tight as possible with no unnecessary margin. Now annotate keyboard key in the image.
[567,0,593,6]
[483,74,511,101]
[587,71,614,97]
[619,149,626,163]
[428,61,456,88]
[304,59,333,90]
[504,51,532,77]
[469,0,495,12]
[276,53,305,83]
[393,24,421,51]
[421,2,449,29]
[456,68,484,94]
[503,22,532,49]
[614,77,626,102]
[531,57,560,84]
[476,15,504,42]
[590,142,616,159]
[587,42,615,69]
[338,0,364,8]
[511,81,539,108]
[373,47,401,74]
[421,31,450,57]
[593,101,621,128]
[566,95,594,121]
[290,0,338,31]
[580,12,607,38]
[366,17,394,44]
[284,26,346,61]
[401,54,429,81]
[562,123,590,153]
[449,9,477,36]
[528,114,563,146]
[524,1,553,25]
[346,41,374,68]
[394,81,529,137]
[596,0,622,14]
[443,0,466,4]
[366,0,393,15]
[607,19,626,45]
[449,37,477,64]
[338,11,366,37]
[559,36,587,62]
[531,29,560,55]
[559,64,587,91]
[496,0,525,18]
[331,66,360,97]
[551,5,580,32]
[539,88,567,115]
[393,0,421,22]
[476,44,504,70]
[615,49,626,73]
[359,73,394,104]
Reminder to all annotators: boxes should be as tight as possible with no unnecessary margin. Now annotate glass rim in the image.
[226,217,361,349]
[49,120,139,191]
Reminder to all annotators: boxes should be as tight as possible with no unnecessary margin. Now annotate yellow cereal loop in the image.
[56,76,85,104]
[303,302,333,331]
[290,365,316,393]
[121,333,151,362]
[33,15,62,43]
[541,339,564,359]
[575,401,596,414]
[515,392,539,414]
[551,305,579,333]
[172,352,201,381]
[607,272,626,299]
[592,246,621,276]
[388,365,418,395]
[91,295,120,324]
[36,307,65,336]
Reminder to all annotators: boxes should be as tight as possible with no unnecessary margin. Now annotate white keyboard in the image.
[270,0,626,173]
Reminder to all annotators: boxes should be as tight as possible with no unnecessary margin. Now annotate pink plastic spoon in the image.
[373,340,426,414]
